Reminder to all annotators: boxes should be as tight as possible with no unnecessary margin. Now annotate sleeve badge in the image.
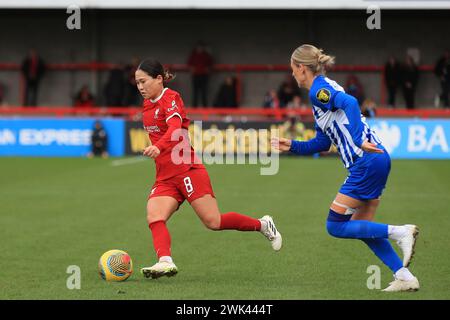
[316,88,331,104]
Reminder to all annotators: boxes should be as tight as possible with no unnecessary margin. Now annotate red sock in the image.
[219,212,261,231]
[148,220,171,258]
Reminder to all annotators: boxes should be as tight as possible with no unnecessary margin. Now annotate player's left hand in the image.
[361,141,384,153]
[143,145,161,158]
[271,137,292,152]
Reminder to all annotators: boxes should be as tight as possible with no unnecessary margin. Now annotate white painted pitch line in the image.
[111,156,147,167]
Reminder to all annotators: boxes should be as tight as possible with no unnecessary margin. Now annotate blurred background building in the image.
[0,6,449,109]
[0,1,449,159]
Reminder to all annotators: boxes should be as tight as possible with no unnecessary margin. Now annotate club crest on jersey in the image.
[167,100,178,112]
[316,88,331,104]
[154,108,160,119]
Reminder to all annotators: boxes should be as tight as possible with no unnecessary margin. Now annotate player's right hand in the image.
[361,141,384,153]
[271,137,292,152]
[143,145,161,158]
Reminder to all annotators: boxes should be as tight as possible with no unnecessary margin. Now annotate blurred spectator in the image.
[104,65,125,106]
[263,89,280,109]
[74,85,95,107]
[345,74,365,105]
[284,96,307,132]
[88,120,108,159]
[361,98,377,118]
[213,76,237,107]
[0,82,4,105]
[434,50,450,108]
[282,115,305,141]
[187,41,214,107]
[124,57,141,106]
[287,95,306,109]
[21,49,46,106]
[400,55,419,109]
[278,75,301,107]
[384,56,401,108]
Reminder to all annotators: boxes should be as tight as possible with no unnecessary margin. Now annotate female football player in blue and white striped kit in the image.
[272,44,419,292]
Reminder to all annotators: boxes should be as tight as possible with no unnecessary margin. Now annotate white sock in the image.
[259,219,268,232]
[395,267,415,281]
[159,256,173,264]
[388,225,407,241]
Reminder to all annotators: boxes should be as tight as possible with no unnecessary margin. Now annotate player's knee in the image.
[326,221,342,238]
[326,209,351,238]
[147,211,166,225]
[202,215,221,231]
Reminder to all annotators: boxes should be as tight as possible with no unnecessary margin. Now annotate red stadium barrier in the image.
[1,106,449,120]
[0,62,435,107]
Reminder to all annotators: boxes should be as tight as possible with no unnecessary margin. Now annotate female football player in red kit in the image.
[136,59,282,279]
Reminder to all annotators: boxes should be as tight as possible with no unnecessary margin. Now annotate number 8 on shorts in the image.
[183,177,194,193]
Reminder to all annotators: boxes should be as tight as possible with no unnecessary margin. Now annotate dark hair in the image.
[137,58,175,82]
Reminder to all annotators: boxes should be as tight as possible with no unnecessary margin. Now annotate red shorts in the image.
[148,167,215,205]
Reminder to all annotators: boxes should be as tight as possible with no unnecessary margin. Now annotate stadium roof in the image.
[1,0,449,9]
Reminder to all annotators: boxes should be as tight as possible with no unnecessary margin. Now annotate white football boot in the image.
[141,260,178,279]
[382,277,420,292]
[259,215,282,251]
[396,224,419,267]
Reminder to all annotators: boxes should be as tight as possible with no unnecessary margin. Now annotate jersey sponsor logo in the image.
[143,125,160,133]
[316,88,331,104]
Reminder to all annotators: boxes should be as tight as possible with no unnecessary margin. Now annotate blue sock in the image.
[326,209,388,239]
[361,239,403,273]
[326,209,403,273]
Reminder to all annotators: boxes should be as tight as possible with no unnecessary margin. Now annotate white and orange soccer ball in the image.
[98,249,133,281]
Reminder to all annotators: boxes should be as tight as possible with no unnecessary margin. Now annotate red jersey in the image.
[143,88,204,181]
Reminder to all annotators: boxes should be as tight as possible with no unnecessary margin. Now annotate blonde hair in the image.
[291,44,335,74]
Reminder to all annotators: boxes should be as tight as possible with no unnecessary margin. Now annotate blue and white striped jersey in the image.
[290,75,382,168]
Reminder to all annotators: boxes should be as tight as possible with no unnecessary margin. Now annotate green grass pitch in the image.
[1,157,449,300]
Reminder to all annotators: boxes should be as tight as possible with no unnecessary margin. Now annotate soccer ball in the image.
[98,249,133,281]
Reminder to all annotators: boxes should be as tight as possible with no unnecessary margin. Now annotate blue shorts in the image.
[339,146,391,201]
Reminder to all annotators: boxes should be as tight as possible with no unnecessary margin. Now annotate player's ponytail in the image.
[317,52,335,73]
[291,44,335,74]
[137,58,176,84]
[163,69,176,82]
